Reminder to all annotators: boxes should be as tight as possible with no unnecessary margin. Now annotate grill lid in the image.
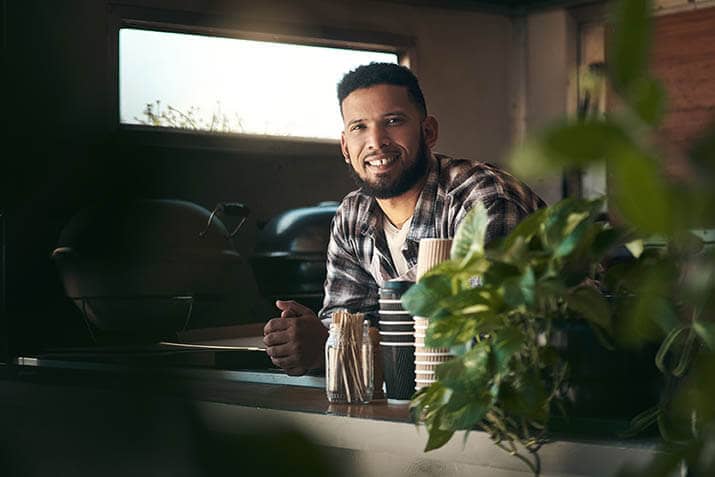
[254,201,338,257]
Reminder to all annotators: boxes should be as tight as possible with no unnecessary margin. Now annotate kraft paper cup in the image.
[414,317,428,340]
[415,369,435,376]
[415,350,450,356]
[415,362,440,372]
[415,350,449,358]
[412,311,456,388]
[416,238,453,280]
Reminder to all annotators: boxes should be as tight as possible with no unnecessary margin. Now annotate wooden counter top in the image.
[189,379,414,421]
[4,359,412,422]
[1,361,664,477]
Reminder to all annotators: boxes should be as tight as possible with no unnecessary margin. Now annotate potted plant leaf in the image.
[403,0,715,475]
[403,196,631,473]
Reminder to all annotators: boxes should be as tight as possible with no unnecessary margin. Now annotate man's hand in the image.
[263,300,329,376]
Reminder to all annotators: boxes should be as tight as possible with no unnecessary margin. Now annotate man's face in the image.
[340,84,438,199]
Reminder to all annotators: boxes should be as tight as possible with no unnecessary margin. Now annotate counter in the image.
[0,359,665,477]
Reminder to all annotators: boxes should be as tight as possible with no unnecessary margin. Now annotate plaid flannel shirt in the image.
[318,153,546,324]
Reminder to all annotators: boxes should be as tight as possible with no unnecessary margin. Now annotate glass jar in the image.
[325,319,373,404]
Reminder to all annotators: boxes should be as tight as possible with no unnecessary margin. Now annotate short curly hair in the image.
[337,62,427,117]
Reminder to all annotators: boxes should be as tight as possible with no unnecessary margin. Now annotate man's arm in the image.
[448,159,547,244]
[319,206,380,321]
[482,196,539,245]
[263,204,378,375]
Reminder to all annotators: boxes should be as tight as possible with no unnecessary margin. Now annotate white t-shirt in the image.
[383,216,413,277]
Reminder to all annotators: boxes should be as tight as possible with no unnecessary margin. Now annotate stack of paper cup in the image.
[378,280,416,403]
[414,238,454,390]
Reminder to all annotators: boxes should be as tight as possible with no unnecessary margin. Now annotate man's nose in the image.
[366,125,391,150]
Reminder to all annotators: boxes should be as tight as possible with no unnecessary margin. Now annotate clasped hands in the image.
[263,300,329,376]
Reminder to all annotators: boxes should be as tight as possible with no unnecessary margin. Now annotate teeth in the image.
[367,157,394,167]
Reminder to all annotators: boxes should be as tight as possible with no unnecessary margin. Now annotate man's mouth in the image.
[365,154,398,169]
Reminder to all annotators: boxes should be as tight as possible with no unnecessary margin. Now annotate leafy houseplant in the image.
[403,0,715,475]
[403,197,625,473]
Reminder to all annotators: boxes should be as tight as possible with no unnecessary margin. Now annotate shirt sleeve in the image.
[483,196,534,244]
[318,207,380,324]
[454,195,540,246]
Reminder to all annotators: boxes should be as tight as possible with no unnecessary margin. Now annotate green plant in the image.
[134,100,245,133]
[404,0,715,475]
[404,198,625,473]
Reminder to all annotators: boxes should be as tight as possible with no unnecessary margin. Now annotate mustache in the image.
[363,147,401,160]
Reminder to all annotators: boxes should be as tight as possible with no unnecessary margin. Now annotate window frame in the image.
[107,4,415,155]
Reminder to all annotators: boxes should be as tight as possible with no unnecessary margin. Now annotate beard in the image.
[347,134,430,199]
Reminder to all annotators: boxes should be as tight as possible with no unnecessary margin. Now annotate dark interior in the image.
[1,1,371,357]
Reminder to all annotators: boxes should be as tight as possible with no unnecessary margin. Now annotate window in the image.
[119,28,399,140]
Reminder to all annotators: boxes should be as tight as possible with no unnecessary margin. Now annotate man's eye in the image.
[386,117,404,126]
[350,124,365,132]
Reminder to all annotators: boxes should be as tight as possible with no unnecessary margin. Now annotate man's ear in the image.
[340,132,350,163]
[422,115,439,150]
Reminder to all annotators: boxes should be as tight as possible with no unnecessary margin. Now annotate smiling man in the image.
[263,63,545,375]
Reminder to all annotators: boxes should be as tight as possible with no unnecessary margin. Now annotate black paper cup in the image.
[378,321,414,333]
[379,280,414,300]
[378,330,414,343]
[380,344,416,402]
[377,298,404,312]
[379,310,412,321]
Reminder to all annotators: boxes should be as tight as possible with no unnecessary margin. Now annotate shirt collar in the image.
[407,153,440,243]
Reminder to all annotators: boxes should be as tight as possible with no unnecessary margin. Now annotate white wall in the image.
[521,8,579,205]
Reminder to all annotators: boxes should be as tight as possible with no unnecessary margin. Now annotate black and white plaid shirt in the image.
[318,153,546,323]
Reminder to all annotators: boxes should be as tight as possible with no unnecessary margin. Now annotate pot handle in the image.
[200,202,251,239]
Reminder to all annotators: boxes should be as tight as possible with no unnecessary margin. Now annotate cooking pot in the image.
[251,201,338,312]
[52,199,262,341]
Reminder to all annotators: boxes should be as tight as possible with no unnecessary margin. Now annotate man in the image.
[263,63,545,376]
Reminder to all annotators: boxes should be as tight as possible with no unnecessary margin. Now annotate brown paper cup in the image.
[416,238,453,281]
[414,317,428,347]
[415,362,440,372]
[414,347,453,390]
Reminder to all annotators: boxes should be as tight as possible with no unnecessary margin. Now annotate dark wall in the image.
[2,0,355,354]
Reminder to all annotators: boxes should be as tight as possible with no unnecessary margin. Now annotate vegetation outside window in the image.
[119,28,399,140]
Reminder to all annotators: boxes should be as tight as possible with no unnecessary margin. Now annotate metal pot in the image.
[52,199,259,340]
[251,201,338,312]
